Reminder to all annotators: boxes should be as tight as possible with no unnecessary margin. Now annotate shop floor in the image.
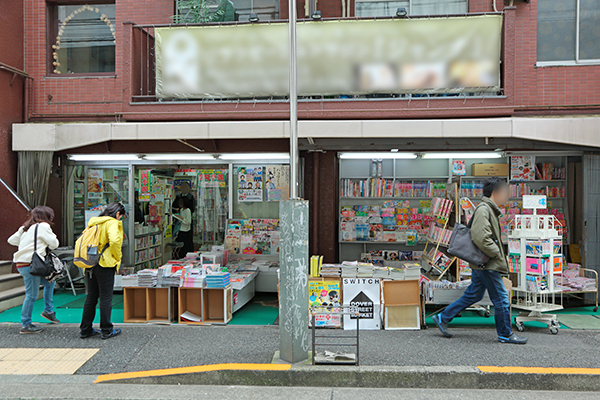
[0,291,124,325]
[59,294,124,310]
[229,293,279,326]
[557,314,600,329]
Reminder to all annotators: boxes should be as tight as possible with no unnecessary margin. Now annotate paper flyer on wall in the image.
[138,169,151,202]
[309,280,342,328]
[510,156,535,181]
[87,169,103,199]
[238,166,263,202]
[342,278,381,330]
[265,165,290,202]
[198,169,227,188]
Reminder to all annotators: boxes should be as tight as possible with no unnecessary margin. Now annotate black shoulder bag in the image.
[29,224,55,277]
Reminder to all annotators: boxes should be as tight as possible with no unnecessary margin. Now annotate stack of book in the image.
[373,266,389,279]
[404,263,422,279]
[205,272,231,288]
[357,263,374,278]
[137,269,158,287]
[320,264,342,278]
[121,275,138,287]
[341,262,358,278]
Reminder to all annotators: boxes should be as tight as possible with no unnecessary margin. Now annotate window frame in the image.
[354,0,469,18]
[536,0,600,67]
[46,0,117,77]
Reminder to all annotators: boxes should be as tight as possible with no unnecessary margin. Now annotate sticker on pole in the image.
[522,195,547,210]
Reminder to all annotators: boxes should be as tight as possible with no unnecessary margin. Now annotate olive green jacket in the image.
[469,197,508,274]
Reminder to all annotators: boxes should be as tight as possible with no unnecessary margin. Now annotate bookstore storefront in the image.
[63,154,291,323]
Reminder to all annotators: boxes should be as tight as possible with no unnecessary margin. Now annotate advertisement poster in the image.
[199,169,227,188]
[265,165,290,202]
[309,280,342,328]
[238,166,263,202]
[452,160,466,176]
[87,169,103,199]
[342,278,381,330]
[510,156,535,181]
[138,169,151,202]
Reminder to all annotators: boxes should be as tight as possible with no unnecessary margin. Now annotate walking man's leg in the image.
[433,269,486,337]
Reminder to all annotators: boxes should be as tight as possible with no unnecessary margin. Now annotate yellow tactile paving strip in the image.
[0,348,98,375]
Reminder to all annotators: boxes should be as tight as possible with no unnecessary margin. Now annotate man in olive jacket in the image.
[433,178,527,344]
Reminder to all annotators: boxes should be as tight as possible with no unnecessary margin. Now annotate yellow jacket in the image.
[87,216,124,271]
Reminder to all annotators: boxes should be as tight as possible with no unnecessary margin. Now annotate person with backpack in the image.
[433,177,528,345]
[8,206,60,334]
[79,202,125,340]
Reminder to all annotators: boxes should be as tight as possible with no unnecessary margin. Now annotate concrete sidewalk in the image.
[1,323,600,391]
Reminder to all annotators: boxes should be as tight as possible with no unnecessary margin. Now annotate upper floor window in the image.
[49,3,116,75]
[537,0,600,64]
[355,0,468,18]
[174,0,279,23]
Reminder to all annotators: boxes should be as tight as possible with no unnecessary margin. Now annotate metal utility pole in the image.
[279,0,309,364]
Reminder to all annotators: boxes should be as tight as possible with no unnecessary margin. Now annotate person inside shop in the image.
[174,197,194,256]
[80,202,125,340]
[173,182,196,216]
[8,206,60,334]
[134,190,145,224]
[433,177,528,345]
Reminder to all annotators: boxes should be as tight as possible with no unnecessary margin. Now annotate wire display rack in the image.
[311,306,360,366]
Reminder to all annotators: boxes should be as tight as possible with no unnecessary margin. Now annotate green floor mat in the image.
[59,294,124,310]
[229,294,279,326]
[558,314,600,330]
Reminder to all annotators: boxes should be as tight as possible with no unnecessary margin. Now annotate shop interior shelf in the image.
[202,287,233,325]
[124,287,148,323]
[178,287,204,325]
[147,287,177,323]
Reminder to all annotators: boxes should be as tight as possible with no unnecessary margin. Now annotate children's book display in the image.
[341,179,447,198]
[340,200,436,244]
[224,219,280,255]
[509,196,564,335]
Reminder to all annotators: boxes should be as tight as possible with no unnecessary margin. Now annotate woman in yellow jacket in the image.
[80,202,125,340]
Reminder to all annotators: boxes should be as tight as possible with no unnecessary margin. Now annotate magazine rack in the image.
[311,306,360,366]
[509,206,564,334]
[421,183,459,281]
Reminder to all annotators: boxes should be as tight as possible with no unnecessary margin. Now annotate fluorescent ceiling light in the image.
[218,153,290,161]
[143,154,216,161]
[68,154,140,161]
[422,152,502,159]
[338,152,417,159]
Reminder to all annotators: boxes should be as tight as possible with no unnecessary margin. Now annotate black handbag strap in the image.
[33,223,39,253]
[467,203,492,229]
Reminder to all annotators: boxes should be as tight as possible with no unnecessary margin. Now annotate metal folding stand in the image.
[311,306,360,366]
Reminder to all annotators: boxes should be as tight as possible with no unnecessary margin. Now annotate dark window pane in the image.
[53,4,116,74]
[537,0,576,62]
[579,0,600,60]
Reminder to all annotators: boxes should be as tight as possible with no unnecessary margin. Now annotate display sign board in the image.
[309,280,342,328]
[343,278,381,330]
[523,195,547,210]
[265,165,290,202]
[155,16,502,99]
[87,169,103,199]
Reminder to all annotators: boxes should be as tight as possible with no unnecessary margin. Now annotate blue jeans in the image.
[440,269,512,338]
[18,266,55,327]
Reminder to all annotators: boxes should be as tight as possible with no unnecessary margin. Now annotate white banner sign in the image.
[343,278,381,330]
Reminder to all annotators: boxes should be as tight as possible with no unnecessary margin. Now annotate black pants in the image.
[80,265,116,335]
[177,229,194,256]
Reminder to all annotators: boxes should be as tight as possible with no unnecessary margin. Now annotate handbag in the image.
[447,205,494,268]
[29,224,59,278]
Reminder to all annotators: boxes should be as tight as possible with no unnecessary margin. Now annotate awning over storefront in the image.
[12,116,600,152]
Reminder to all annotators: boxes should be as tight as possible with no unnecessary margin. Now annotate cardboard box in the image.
[471,163,509,177]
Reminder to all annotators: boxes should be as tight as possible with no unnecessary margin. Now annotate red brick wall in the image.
[25,0,174,120]
[24,0,600,121]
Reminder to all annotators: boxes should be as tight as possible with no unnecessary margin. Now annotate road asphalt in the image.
[2,323,600,375]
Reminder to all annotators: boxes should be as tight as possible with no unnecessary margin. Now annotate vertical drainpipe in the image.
[312,152,319,256]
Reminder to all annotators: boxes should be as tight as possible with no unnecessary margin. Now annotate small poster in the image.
[342,278,381,330]
[138,169,151,202]
[265,165,290,202]
[510,156,535,181]
[87,169,103,199]
[199,169,227,188]
[309,280,342,328]
[238,166,263,202]
[452,160,466,176]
